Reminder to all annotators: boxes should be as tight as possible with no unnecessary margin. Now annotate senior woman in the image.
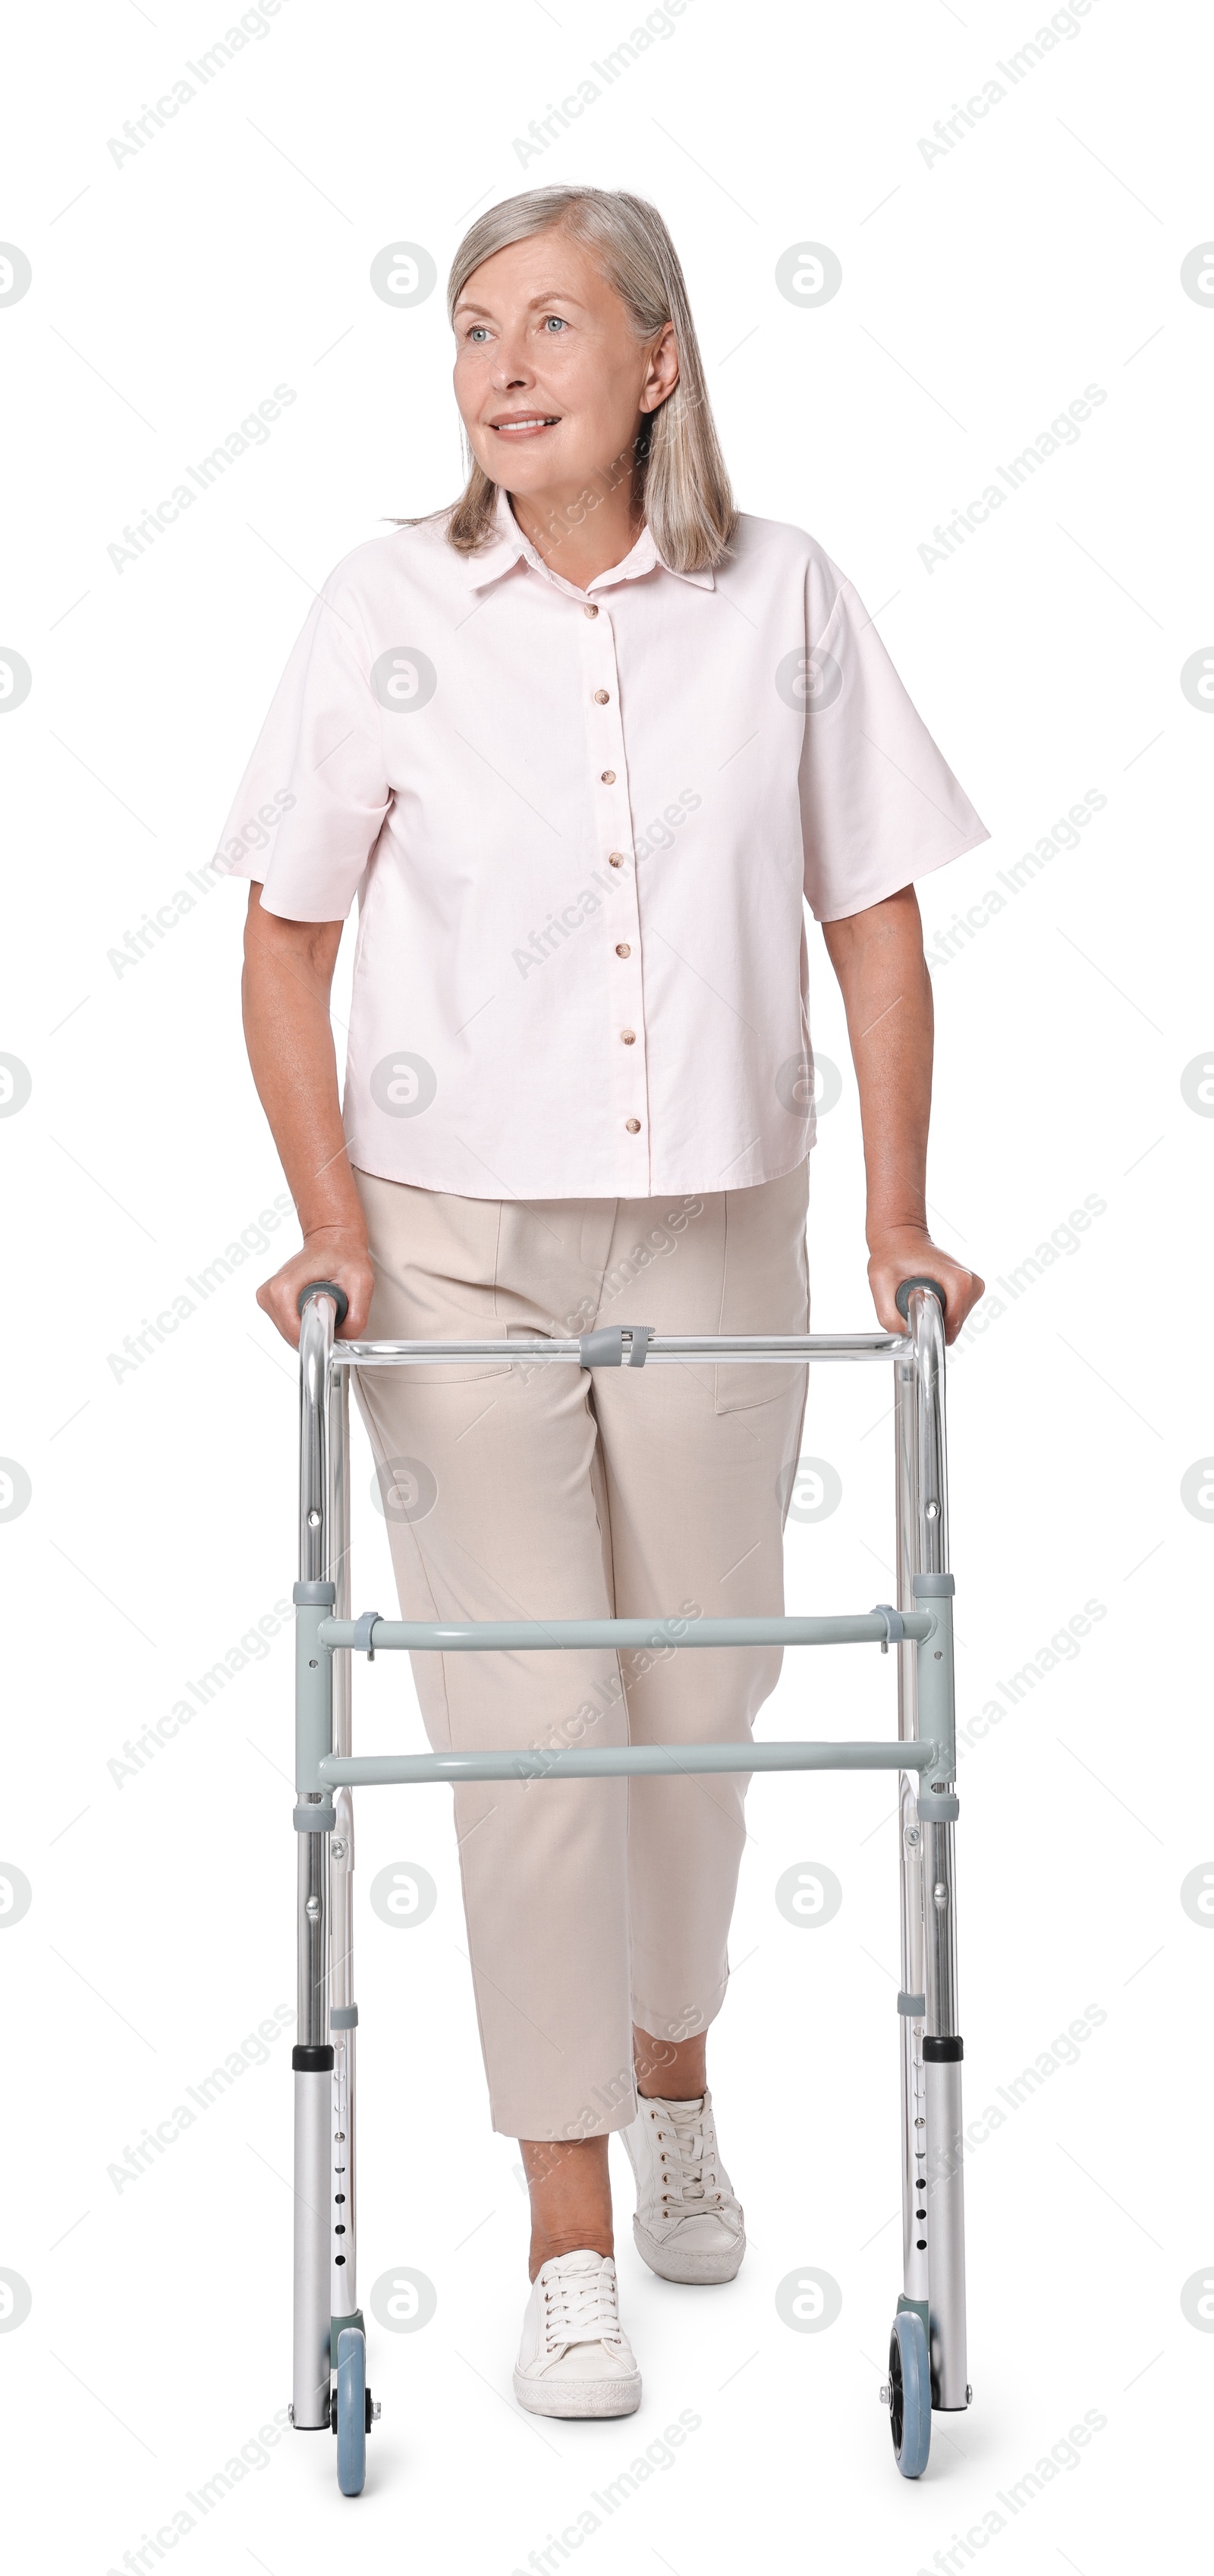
[223,183,986,2420]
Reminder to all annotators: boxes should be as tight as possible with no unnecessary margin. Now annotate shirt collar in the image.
[460,483,715,595]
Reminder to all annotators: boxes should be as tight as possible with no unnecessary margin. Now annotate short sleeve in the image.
[215,559,391,920]
[798,573,988,923]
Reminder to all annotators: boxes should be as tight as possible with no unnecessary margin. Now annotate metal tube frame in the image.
[291,1284,967,2435]
[895,1295,967,2410]
[291,1296,333,2430]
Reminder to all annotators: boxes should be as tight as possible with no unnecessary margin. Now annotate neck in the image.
[505,441,646,591]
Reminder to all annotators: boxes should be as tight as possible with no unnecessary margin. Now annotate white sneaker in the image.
[513,2249,642,2418]
[621,2087,746,2284]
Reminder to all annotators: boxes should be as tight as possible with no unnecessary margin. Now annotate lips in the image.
[488,414,561,435]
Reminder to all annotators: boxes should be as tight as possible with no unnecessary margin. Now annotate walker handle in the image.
[894,1274,947,1324]
[297,1279,351,1329]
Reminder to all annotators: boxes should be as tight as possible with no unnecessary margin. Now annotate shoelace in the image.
[652,2097,729,2213]
[542,2261,627,2353]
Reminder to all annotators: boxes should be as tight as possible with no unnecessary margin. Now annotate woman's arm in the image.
[821,883,983,1344]
[241,884,376,1346]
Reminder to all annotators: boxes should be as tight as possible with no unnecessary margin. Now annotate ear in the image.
[640,319,680,413]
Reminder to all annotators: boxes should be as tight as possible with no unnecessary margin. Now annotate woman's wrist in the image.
[297,1211,370,1255]
[866,1214,929,1255]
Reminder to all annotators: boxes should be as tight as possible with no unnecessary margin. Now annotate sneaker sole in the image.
[513,2367,642,2419]
[633,2213,746,2285]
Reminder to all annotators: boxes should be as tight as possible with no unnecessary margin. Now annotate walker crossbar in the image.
[316,1739,942,1789]
[328,1328,907,1367]
[318,1610,936,1652]
[289,1279,969,2484]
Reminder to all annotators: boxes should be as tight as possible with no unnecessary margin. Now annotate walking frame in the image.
[286,1277,967,2489]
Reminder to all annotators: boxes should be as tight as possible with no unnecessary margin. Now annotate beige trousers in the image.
[351,1161,810,2141]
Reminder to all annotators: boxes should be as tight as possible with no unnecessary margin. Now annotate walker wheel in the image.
[329,2373,376,2435]
[334,2326,367,2495]
[886,2310,931,2477]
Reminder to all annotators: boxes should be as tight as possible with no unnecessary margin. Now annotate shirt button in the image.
[625,1118,641,1133]
[600,769,616,784]
[608,853,624,867]
[621,1029,636,1045]
[593,689,610,704]
[583,604,599,617]
[615,943,631,958]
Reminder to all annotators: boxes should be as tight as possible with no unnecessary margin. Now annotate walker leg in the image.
[919,1756,968,2409]
[888,1295,969,2449]
[292,1296,338,2431]
[895,1771,929,2311]
[329,1795,362,2351]
[293,1818,333,2427]
[326,1368,366,2366]
[895,1352,929,2325]
[291,1308,377,2474]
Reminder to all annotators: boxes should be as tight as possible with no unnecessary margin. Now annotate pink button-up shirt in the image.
[218,490,987,1199]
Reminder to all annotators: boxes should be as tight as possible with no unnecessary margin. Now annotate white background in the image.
[2,1,1212,2568]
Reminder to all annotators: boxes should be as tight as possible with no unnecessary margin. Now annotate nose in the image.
[483,312,541,391]
[490,342,535,393]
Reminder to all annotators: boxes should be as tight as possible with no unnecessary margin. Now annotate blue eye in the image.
[543,316,568,331]
[467,325,489,342]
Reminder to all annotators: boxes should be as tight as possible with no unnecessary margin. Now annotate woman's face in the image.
[452,228,678,509]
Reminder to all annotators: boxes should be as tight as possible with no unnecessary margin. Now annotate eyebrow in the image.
[453,288,592,319]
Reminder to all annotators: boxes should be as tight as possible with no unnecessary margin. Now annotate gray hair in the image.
[434,184,738,573]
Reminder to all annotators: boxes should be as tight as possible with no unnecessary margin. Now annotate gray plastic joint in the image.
[348,1610,382,1660]
[294,1579,336,1607]
[294,1800,336,1832]
[330,2005,359,2030]
[578,1324,653,1369]
[870,1602,905,1654]
[917,1789,960,1821]
[329,2305,366,2350]
[897,1991,926,2016]
[911,1572,955,1597]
